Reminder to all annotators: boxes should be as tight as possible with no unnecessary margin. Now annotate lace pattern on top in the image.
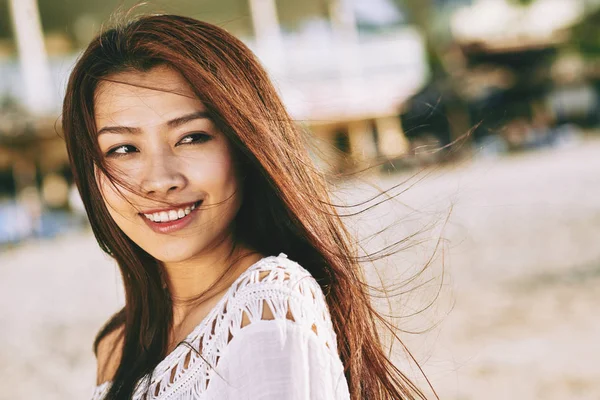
[91,253,339,400]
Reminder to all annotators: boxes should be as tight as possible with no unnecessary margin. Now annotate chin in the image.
[138,239,204,264]
[156,250,201,265]
[124,221,235,264]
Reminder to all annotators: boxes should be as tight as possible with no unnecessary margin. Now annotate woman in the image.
[62,14,430,399]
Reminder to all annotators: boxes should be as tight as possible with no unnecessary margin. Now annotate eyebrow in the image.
[97,111,211,135]
[167,111,211,128]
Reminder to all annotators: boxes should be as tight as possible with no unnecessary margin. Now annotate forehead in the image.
[94,66,206,127]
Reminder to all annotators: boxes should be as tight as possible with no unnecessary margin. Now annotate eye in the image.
[176,132,212,146]
[106,144,139,158]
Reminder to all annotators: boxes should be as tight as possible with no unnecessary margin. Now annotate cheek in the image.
[96,171,132,214]
[189,150,239,198]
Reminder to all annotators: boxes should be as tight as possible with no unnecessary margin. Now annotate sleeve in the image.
[205,319,350,400]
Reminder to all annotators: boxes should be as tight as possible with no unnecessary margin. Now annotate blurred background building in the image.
[1,0,599,245]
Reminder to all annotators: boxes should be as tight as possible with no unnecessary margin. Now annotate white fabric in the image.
[91,253,350,400]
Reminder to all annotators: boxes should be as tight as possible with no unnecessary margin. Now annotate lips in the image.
[139,200,202,234]
[142,201,201,223]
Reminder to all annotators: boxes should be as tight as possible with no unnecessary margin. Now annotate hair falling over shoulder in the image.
[62,14,436,400]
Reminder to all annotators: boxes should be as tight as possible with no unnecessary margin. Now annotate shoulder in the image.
[237,253,316,290]
[234,253,327,312]
[204,255,349,398]
[95,323,124,385]
[228,253,338,353]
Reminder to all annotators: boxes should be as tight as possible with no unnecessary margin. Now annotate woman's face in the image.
[94,66,241,263]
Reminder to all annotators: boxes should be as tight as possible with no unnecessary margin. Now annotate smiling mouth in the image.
[141,201,202,223]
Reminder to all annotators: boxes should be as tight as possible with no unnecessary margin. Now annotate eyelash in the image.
[105,132,213,158]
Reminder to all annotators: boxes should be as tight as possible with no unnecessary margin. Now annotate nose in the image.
[140,153,187,197]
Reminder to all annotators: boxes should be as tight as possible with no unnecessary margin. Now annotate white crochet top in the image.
[91,253,350,399]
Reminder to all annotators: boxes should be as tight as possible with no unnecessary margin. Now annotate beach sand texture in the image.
[1,139,599,399]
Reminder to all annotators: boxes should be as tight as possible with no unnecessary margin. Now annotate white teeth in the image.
[144,203,199,223]
[159,211,169,222]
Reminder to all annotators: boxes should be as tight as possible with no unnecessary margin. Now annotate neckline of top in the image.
[95,253,289,392]
[151,252,288,373]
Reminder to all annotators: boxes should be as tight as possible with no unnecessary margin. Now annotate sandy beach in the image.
[1,139,599,399]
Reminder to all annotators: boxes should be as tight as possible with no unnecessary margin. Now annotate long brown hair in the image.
[62,14,432,399]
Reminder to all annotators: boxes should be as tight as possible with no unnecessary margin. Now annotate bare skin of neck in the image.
[161,237,264,350]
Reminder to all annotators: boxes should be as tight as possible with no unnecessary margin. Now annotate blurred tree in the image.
[508,0,536,5]
[0,1,12,38]
[0,0,255,42]
[570,6,600,58]
[393,0,446,75]
[393,0,472,145]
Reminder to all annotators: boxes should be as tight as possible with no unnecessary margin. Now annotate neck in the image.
[162,237,262,325]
